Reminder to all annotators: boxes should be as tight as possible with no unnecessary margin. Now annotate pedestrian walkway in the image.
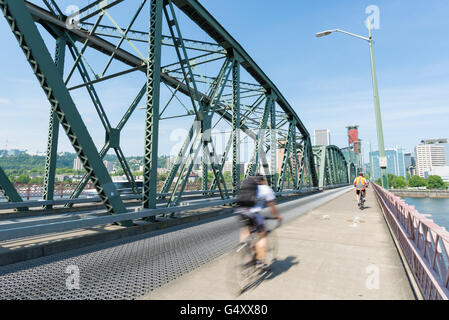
[142,188,415,300]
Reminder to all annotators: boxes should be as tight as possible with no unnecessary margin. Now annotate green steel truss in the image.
[312,145,352,188]
[0,0,359,217]
[0,166,27,211]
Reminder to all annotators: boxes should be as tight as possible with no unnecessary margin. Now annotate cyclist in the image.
[353,172,369,207]
[236,174,282,269]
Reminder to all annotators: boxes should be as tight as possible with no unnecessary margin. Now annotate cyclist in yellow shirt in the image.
[353,172,369,207]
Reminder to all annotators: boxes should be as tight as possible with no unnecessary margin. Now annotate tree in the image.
[427,175,445,190]
[392,176,407,189]
[223,171,232,183]
[30,176,44,184]
[387,174,398,188]
[16,174,31,184]
[408,175,427,188]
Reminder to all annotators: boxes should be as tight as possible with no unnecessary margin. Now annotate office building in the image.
[424,166,449,183]
[73,157,83,171]
[103,160,113,172]
[415,140,447,178]
[370,147,406,181]
[404,153,415,174]
[314,129,330,146]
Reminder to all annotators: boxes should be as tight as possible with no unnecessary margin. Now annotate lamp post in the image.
[316,24,389,188]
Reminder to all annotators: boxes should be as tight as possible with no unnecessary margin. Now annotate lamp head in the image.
[315,30,334,38]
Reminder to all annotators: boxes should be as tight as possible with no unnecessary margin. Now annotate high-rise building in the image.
[370,147,406,180]
[73,157,83,171]
[415,140,447,178]
[314,129,330,146]
[103,160,113,172]
[424,166,449,183]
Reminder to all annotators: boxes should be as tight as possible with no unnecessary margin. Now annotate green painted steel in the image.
[231,56,241,196]
[0,166,27,211]
[312,145,351,188]
[42,36,65,210]
[368,26,389,189]
[65,84,146,207]
[270,95,277,190]
[277,121,293,192]
[1,0,357,218]
[142,0,163,210]
[245,94,273,179]
[1,0,126,215]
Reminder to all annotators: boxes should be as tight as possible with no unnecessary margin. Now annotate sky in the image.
[0,0,448,161]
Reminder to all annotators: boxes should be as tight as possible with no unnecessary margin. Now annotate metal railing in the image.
[0,182,204,202]
[372,183,449,300]
[0,186,347,242]
[390,189,449,195]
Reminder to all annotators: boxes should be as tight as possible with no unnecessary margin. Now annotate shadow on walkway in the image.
[265,256,300,280]
[243,256,299,293]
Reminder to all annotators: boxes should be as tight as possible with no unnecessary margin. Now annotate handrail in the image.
[0,186,348,242]
[372,183,449,300]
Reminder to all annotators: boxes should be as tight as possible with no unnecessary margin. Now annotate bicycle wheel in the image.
[265,229,278,266]
[234,242,257,293]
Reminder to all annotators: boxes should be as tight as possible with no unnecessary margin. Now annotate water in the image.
[402,197,449,232]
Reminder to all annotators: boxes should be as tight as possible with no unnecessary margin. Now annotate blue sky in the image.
[0,0,448,161]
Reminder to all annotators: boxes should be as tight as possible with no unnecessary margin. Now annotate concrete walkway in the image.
[142,188,415,300]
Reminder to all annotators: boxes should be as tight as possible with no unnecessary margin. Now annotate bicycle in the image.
[232,216,281,294]
[358,189,366,210]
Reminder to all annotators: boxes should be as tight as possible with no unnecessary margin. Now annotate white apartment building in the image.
[314,129,330,146]
[73,157,83,171]
[103,160,113,172]
[424,166,449,183]
[415,144,447,178]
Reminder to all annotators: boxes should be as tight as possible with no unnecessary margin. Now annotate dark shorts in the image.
[238,210,266,233]
[356,189,366,196]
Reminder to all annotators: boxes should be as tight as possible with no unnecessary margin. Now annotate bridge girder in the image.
[1,0,324,214]
[312,145,352,188]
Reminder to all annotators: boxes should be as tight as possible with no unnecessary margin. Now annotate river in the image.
[402,197,449,232]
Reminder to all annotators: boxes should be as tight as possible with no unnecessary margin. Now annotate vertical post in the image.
[42,36,66,209]
[142,0,163,211]
[202,147,208,192]
[368,26,388,189]
[270,97,277,190]
[0,166,26,211]
[277,121,293,192]
[232,55,241,196]
[290,123,298,189]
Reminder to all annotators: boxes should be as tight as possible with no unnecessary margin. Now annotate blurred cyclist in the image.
[236,174,282,269]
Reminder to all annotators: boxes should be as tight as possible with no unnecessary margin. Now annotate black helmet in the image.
[254,173,265,183]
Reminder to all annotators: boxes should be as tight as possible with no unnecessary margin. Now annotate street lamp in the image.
[315,24,389,189]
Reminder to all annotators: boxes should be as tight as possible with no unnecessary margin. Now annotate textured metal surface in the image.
[0,187,351,300]
[0,216,240,300]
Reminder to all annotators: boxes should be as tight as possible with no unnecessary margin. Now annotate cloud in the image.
[0,98,11,105]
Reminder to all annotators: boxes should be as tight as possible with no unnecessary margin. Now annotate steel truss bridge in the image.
[0,0,359,225]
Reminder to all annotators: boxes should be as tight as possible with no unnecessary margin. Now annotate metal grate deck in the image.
[0,216,240,300]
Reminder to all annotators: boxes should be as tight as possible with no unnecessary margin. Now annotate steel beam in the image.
[270,97,277,189]
[232,56,241,195]
[277,121,294,192]
[42,36,65,209]
[0,167,26,211]
[142,0,163,211]
[245,94,273,178]
[1,0,126,215]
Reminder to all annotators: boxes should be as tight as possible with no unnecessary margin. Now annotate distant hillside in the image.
[0,152,169,175]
